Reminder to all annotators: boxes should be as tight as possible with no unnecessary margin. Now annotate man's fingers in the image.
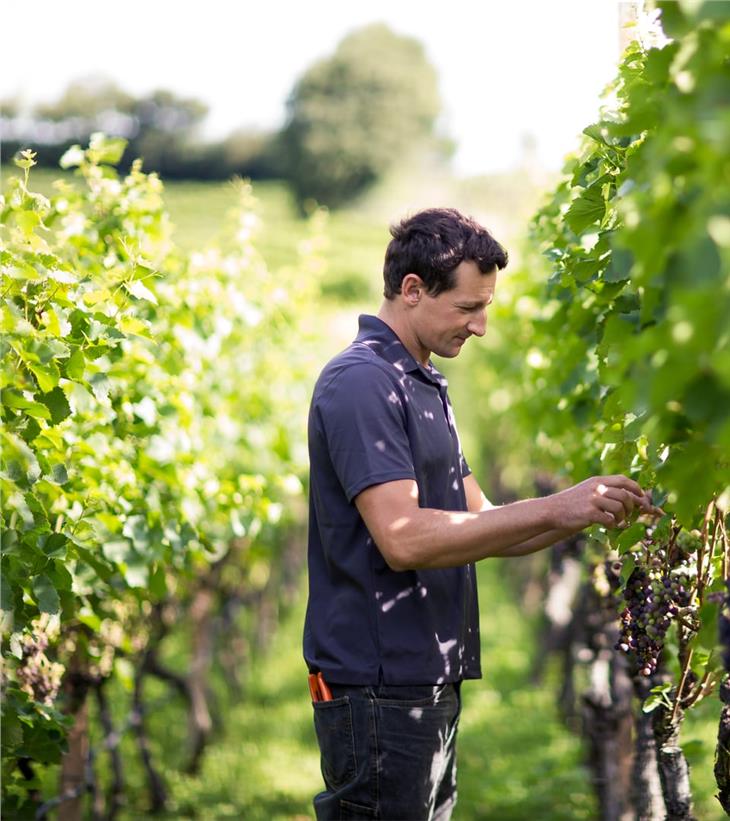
[604,474,646,499]
[596,495,627,523]
[596,486,643,517]
[601,477,665,515]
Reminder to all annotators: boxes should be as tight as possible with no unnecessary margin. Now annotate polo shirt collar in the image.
[354,314,448,388]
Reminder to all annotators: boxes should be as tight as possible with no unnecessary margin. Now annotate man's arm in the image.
[462,473,576,557]
[356,474,654,571]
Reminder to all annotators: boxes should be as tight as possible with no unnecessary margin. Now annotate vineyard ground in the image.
[32,556,722,820]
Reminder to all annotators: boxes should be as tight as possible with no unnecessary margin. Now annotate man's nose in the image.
[467,311,487,337]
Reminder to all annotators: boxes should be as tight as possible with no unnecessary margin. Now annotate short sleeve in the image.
[460,452,471,478]
[314,363,416,502]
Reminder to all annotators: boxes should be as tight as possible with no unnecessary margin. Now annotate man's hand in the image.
[549,475,659,531]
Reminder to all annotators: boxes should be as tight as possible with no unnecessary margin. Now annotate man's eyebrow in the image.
[455,296,494,308]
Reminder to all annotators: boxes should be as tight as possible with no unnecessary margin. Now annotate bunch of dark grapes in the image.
[718,580,730,672]
[616,563,691,676]
[16,631,64,705]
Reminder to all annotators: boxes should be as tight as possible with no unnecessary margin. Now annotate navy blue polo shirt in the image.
[303,314,482,685]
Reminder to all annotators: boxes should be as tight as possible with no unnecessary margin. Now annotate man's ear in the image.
[401,273,424,306]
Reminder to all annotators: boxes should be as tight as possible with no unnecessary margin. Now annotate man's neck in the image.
[376,302,430,367]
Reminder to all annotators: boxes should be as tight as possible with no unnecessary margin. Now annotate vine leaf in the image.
[643,682,673,713]
[565,186,606,234]
[31,575,60,615]
[39,387,71,426]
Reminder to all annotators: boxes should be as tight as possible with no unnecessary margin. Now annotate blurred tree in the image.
[34,76,134,121]
[1,78,223,179]
[219,128,280,178]
[128,88,209,172]
[277,23,443,210]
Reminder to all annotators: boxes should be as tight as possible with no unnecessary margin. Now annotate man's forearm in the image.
[385,496,558,570]
[357,474,651,572]
[496,526,579,558]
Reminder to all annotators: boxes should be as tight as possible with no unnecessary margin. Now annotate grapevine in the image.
[458,1,730,816]
[1,137,324,815]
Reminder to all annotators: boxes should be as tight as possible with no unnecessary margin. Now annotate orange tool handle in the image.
[317,672,333,701]
[308,672,333,702]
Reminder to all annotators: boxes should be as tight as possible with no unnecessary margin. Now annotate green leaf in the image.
[1,389,52,420]
[31,575,60,614]
[118,315,153,338]
[148,563,167,600]
[87,133,127,165]
[77,610,102,632]
[40,533,68,559]
[565,186,606,235]
[620,554,636,585]
[582,124,610,146]
[642,682,673,713]
[38,386,71,426]
[604,248,633,282]
[1,573,12,611]
[49,464,69,485]
[615,522,646,554]
[16,211,41,236]
[19,416,42,443]
[65,350,85,380]
[28,361,60,393]
[47,560,73,592]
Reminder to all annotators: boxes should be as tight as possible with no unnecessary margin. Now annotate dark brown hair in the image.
[383,207,508,299]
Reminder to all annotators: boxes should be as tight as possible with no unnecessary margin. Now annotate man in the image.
[303,208,654,820]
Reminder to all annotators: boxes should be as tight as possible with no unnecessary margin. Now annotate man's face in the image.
[413,260,497,359]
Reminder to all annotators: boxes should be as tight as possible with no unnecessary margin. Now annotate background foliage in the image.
[276,23,447,210]
[1,23,446,203]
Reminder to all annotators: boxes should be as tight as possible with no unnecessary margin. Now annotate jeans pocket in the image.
[339,798,377,819]
[313,696,357,791]
[372,683,452,708]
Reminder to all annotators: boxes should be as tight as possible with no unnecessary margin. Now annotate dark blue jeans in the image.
[311,681,462,820]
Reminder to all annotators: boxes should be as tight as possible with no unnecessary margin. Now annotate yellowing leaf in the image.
[82,289,113,306]
[118,316,153,338]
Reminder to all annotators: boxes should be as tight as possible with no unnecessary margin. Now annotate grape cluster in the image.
[718,581,730,672]
[616,563,691,676]
[16,631,64,705]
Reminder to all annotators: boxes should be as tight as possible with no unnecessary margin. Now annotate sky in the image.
[3,0,631,176]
